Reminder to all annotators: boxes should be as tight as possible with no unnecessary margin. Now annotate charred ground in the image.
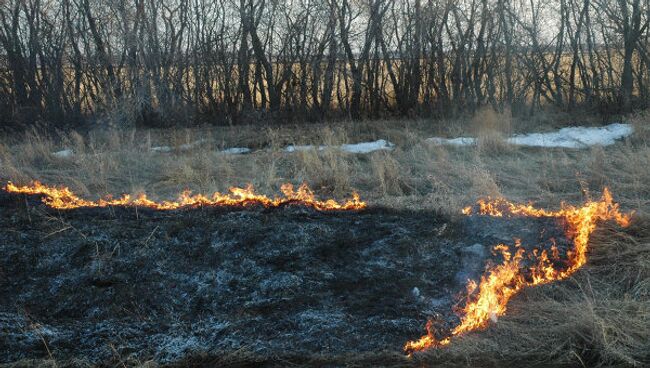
[0,191,573,366]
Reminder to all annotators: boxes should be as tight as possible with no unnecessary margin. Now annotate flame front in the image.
[3,181,632,353]
[404,189,632,354]
[4,181,366,211]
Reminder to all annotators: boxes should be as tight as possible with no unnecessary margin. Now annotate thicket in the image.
[1,0,649,129]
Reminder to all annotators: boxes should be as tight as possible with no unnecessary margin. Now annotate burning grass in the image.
[0,112,649,367]
[405,189,632,353]
[4,181,366,212]
[411,217,650,368]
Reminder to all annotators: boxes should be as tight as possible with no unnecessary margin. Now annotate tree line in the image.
[0,0,648,129]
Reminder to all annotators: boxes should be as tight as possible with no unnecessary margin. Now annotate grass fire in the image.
[404,189,632,353]
[4,181,366,212]
[1,172,644,366]
[1,0,650,365]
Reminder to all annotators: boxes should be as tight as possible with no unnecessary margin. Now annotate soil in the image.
[0,191,570,366]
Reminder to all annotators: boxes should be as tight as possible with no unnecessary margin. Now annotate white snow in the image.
[52,148,74,158]
[144,124,632,157]
[179,139,207,151]
[426,137,476,146]
[427,123,633,149]
[341,139,395,153]
[154,145,250,155]
[284,139,395,154]
[148,139,393,155]
[507,123,633,148]
[151,139,207,153]
[284,144,326,152]
[221,147,251,154]
[151,145,172,153]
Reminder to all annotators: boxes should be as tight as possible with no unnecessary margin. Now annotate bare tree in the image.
[0,0,648,128]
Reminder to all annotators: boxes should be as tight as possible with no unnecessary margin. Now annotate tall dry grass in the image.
[1,114,648,212]
[470,106,513,155]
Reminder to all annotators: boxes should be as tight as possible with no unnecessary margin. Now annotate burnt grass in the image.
[0,191,571,367]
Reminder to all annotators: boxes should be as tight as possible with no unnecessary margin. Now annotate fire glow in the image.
[4,181,366,211]
[404,189,632,353]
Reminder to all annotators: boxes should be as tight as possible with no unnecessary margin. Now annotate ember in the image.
[405,189,632,354]
[4,181,366,211]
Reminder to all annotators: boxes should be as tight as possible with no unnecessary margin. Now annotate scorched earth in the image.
[0,186,614,366]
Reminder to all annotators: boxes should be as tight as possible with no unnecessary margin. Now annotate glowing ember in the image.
[404,189,632,354]
[4,181,366,211]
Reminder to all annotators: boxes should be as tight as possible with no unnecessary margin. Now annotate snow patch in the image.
[150,145,172,153]
[426,137,476,146]
[150,139,395,155]
[52,148,74,158]
[427,123,633,148]
[151,139,208,153]
[341,139,395,153]
[284,139,394,154]
[507,123,633,148]
[220,147,251,154]
[285,144,326,153]
[179,139,207,151]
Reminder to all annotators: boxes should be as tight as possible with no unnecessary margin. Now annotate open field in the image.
[2,109,649,212]
[1,110,649,367]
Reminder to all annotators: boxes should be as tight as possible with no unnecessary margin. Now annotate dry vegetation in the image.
[1,109,649,367]
[2,109,647,212]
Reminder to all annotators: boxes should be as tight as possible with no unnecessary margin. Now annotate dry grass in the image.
[629,110,650,144]
[1,112,649,367]
[470,106,513,155]
[1,113,648,212]
[411,219,650,368]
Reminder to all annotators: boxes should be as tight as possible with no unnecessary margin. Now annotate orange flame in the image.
[404,188,632,354]
[4,181,366,211]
